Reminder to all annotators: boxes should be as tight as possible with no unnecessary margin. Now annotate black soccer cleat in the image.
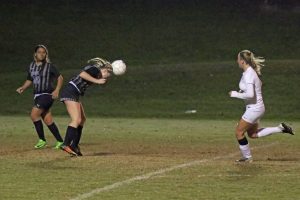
[70,145,83,156]
[60,144,78,157]
[280,123,294,135]
[235,157,253,163]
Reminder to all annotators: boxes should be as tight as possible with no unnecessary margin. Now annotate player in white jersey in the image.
[229,50,294,163]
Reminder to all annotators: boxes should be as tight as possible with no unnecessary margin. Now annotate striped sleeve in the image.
[26,62,33,81]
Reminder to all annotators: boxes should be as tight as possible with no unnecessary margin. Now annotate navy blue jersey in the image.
[70,65,102,95]
[27,62,60,94]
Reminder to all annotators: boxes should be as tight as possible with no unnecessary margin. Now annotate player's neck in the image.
[243,65,251,72]
[35,60,44,66]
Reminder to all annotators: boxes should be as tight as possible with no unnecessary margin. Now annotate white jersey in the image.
[231,67,264,110]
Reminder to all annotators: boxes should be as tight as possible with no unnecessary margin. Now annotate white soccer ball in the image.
[112,60,126,76]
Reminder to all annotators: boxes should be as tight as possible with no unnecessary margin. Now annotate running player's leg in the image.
[42,110,63,148]
[31,107,47,148]
[236,119,254,162]
[256,124,293,137]
[247,123,294,138]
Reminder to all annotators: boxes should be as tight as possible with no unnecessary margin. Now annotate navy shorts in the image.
[60,83,81,103]
[34,94,54,111]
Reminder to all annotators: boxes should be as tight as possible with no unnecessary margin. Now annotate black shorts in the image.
[34,94,54,111]
[60,83,81,103]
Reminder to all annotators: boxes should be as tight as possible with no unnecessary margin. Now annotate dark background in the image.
[0,0,299,119]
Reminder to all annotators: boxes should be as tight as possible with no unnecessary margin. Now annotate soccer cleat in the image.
[280,123,294,135]
[53,141,64,149]
[70,145,83,156]
[60,145,78,156]
[235,157,253,163]
[34,139,47,149]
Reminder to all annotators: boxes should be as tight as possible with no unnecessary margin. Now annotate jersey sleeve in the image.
[83,65,100,78]
[230,84,255,100]
[26,66,33,81]
[244,71,255,84]
[50,64,61,78]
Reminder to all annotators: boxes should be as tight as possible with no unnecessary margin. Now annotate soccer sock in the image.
[72,125,83,147]
[33,120,46,141]
[257,127,282,138]
[63,126,77,146]
[238,137,251,158]
[47,123,63,142]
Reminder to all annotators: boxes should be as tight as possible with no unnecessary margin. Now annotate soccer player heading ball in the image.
[60,57,126,156]
[229,50,294,163]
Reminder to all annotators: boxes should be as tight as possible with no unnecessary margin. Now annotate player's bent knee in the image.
[30,113,39,121]
[235,128,244,138]
[43,118,53,126]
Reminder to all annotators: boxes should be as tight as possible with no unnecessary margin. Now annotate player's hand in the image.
[16,87,24,94]
[229,91,239,98]
[96,78,107,85]
[51,90,59,99]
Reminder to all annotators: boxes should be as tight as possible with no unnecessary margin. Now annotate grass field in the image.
[2,60,300,119]
[0,116,299,200]
[1,1,299,199]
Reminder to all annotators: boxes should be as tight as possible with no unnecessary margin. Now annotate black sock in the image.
[238,137,248,145]
[47,123,63,142]
[72,125,83,147]
[63,126,77,146]
[33,120,45,141]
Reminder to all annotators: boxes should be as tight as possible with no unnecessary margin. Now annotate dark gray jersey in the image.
[27,61,60,94]
[70,65,101,95]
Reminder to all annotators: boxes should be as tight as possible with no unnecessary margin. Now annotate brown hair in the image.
[239,50,265,76]
[33,44,50,63]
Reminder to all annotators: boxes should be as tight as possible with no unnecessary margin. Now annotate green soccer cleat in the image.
[34,139,47,149]
[54,141,64,149]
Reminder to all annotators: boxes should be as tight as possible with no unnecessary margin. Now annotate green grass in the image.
[2,61,300,119]
[0,116,299,200]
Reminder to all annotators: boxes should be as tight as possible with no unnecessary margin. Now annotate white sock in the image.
[257,127,282,138]
[239,144,252,158]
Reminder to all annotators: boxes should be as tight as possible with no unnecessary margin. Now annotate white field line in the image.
[197,174,299,178]
[70,143,278,200]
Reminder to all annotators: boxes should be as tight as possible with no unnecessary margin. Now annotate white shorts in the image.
[242,107,265,124]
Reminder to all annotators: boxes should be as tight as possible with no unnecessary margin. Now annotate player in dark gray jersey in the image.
[16,45,64,149]
[60,58,113,156]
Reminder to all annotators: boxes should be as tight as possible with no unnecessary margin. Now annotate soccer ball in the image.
[112,60,126,76]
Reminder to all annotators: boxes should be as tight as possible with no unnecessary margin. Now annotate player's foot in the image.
[34,139,47,149]
[235,157,253,163]
[60,145,78,156]
[53,141,64,149]
[280,123,294,135]
[70,145,83,156]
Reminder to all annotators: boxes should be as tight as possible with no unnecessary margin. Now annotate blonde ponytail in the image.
[87,57,113,71]
[239,50,265,76]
